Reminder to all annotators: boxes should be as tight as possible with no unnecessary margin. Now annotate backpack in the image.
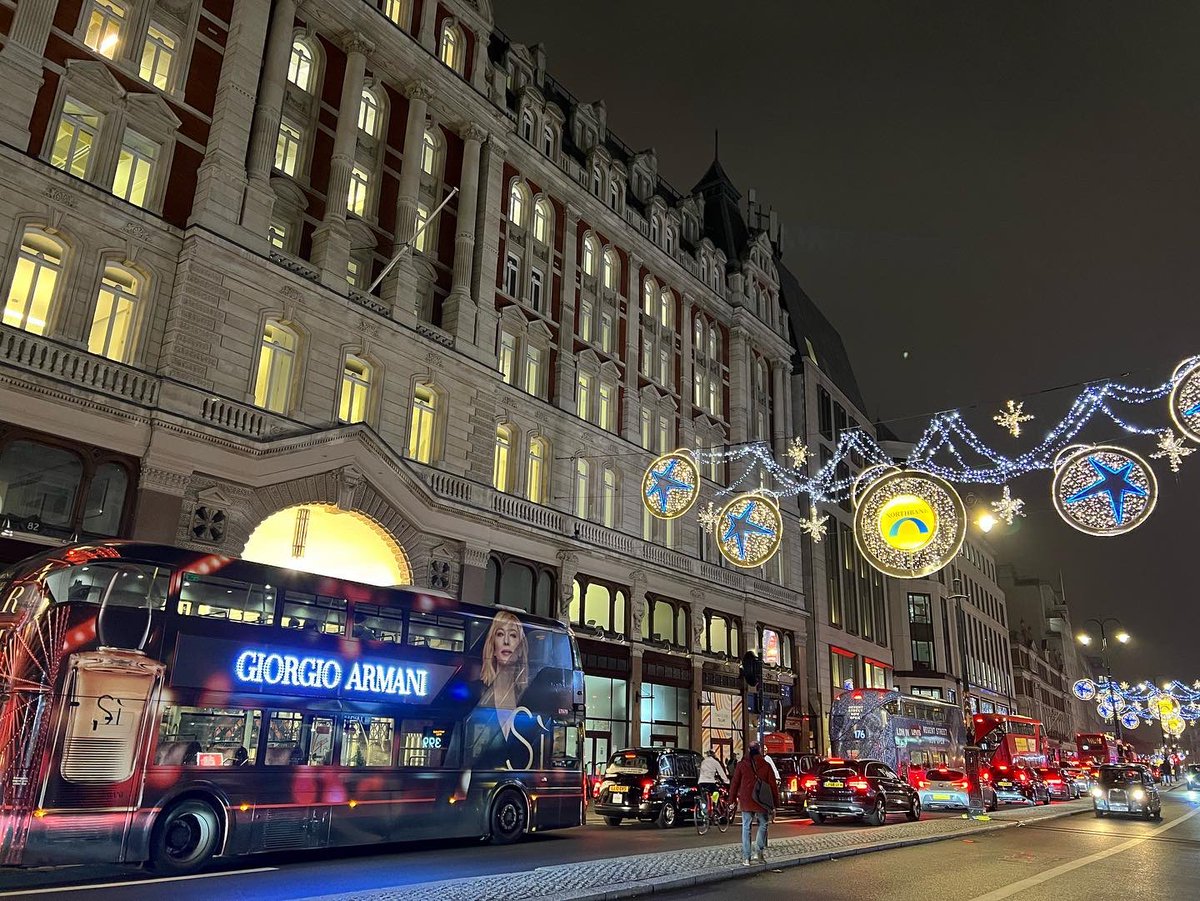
[751,758,775,810]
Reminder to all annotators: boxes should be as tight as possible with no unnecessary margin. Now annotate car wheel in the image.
[810,811,825,825]
[489,788,528,844]
[986,792,998,813]
[147,798,221,875]
[603,816,622,827]
[656,801,678,829]
[1153,809,1163,821]
[866,798,886,827]
[906,795,921,822]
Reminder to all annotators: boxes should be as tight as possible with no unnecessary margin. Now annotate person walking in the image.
[729,741,780,866]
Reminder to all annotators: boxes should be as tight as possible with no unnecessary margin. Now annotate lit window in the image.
[693,371,704,407]
[439,23,463,73]
[346,257,362,288]
[407,386,436,463]
[602,467,617,527]
[253,321,297,414]
[84,0,125,59]
[658,348,670,386]
[577,372,593,421]
[88,265,139,363]
[413,204,430,252]
[709,379,721,415]
[659,289,673,328]
[523,346,543,397]
[339,355,372,424]
[640,337,652,374]
[694,316,704,352]
[574,459,589,518]
[493,425,513,493]
[287,40,314,91]
[112,129,157,208]
[643,277,656,315]
[581,235,597,276]
[709,328,718,359]
[532,199,550,244]
[268,220,288,251]
[598,383,614,432]
[4,230,63,335]
[579,298,593,342]
[420,129,439,176]
[498,330,517,384]
[527,438,548,504]
[542,125,554,157]
[50,98,100,178]
[508,181,526,227]
[603,249,619,291]
[385,0,409,26]
[274,118,303,175]
[640,408,652,450]
[529,268,544,312]
[139,23,177,90]
[358,88,379,136]
[348,165,370,216]
[503,254,519,296]
[657,415,670,454]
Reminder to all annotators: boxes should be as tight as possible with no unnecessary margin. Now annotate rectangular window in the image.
[340,715,395,767]
[640,409,652,450]
[599,312,613,352]
[577,372,593,422]
[50,98,100,178]
[499,331,518,385]
[579,298,594,341]
[275,118,303,175]
[265,711,334,766]
[658,348,670,386]
[830,647,856,692]
[523,345,543,397]
[348,165,370,216]
[641,337,653,375]
[530,267,544,311]
[504,254,520,297]
[139,23,177,90]
[352,603,404,642]
[908,593,931,623]
[177,573,275,625]
[864,660,889,689]
[575,461,589,518]
[408,611,465,651]
[818,386,834,440]
[400,719,454,767]
[268,219,289,251]
[598,383,614,432]
[156,706,262,767]
[112,129,157,207]
[84,0,126,58]
[413,204,430,253]
[280,591,347,636]
[657,415,669,454]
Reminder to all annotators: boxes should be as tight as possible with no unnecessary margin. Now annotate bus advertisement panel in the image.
[829,688,966,783]
[0,542,586,874]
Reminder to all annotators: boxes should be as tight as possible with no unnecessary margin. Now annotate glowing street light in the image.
[976,512,997,533]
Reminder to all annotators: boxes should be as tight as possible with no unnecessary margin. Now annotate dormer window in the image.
[591,165,602,197]
[520,110,534,142]
[542,125,555,157]
[608,180,620,211]
[650,215,661,245]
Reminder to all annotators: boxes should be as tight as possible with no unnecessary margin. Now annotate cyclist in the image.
[697,748,730,819]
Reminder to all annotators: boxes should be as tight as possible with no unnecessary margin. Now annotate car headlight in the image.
[1092,787,1104,798]
[1133,790,1146,801]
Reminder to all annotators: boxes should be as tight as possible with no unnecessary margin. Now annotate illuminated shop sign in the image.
[234,649,430,699]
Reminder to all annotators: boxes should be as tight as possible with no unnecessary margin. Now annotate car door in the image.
[876,763,907,810]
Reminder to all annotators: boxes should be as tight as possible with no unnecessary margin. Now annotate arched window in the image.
[532,198,551,244]
[253,320,297,413]
[574,458,589,519]
[287,39,314,91]
[642,276,657,314]
[527,436,548,504]
[542,124,555,157]
[88,264,140,362]
[82,461,129,536]
[608,180,620,210]
[439,22,464,74]
[338,354,372,424]
[581,234,597,276]
[407,385,436,463]
[420,128,441,177]
[650,215,661,245]
[601,467,617,528]
[665,227,675,254]
[4,228,64,335]
[357,88,379,136]
[493,424,513,493]
[602,248,619,291]
[591,165,602,196]
[693,315,704,353]
[709,327,719,360]
[659,288,673,328]
[520,110,534,142]
[508,181,528,227]
[0,440,84,530]
[700,256,709,283]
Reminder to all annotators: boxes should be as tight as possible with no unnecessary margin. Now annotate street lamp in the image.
[948,577,986,816]
[1076,618,1130,742]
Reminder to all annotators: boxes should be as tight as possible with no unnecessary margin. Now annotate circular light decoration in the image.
[1155,694,1181,720]
[1170,358,1200,443]
[642,450,700,521]
[1097,699,1115,721]
[853,468,967,579]
[1120,709,1141,731]
[1165,714,1187,737]
[1073,679,1097,701]
[716,492,783,569]
[1051,444,1157,536]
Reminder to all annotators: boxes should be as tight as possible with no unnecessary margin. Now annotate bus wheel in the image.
[489,789,528,845]
[148,799,221,875]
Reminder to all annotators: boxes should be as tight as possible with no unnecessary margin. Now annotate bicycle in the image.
[695,785,732,835]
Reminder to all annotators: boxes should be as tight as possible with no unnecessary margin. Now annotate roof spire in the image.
[714,128,720,162]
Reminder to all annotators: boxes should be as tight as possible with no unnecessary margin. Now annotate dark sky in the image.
[497,2,1200,679]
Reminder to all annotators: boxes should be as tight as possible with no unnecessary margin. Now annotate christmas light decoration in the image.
[852,468,966,579]
[642,451,700,520]
[1169,358,1200,443]
[1051,445,1157,536]
[798,507,830,543]
[1073,679,1098,701]
[1150,430,1194,473]
[697,501,721,535]
[993,400,1034,437]
[716,493,783,568]
[990,485,1025,525]
[786,438,810,469]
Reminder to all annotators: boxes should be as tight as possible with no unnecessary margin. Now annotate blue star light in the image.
[1186,401,1200,417]
[721,501,776,561]
[645,459,691,514]
[1065,455,1148,525]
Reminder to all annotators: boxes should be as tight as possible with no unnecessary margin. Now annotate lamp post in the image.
[1076,618,1131,743]
[948,577,985,816]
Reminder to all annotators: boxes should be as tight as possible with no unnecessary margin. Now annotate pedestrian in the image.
[728,751,739,774]
[729,741,780,866]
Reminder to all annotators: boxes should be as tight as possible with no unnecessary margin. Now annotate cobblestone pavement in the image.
[304,799,1091,901]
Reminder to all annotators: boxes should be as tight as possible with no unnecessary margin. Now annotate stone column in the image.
[555,205,580,414]
[0,0,57,149]
[418,2,438,50]
[381,80,434,315]
[471,135,507,357]
[470,28,489,93]
[311,34,372,288]
[729,327,751,444]
[629,646,644,747]
[621,251,643,442]
[680,294,695,446]
[772,358,788,458]
[556,551,580,626]
[190,0,273,239]
[442,124,486,342]
[241,0,298,236]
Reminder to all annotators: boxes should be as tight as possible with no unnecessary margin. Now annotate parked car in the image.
[774,753,822,815]
[988,764,1050,805]
[1183,763,1200,791]
[1061,766,1092,796]
[593,748,701,828]
[1092,764,1161,820]
[808,758,922,826]
[916,766,998,812]
[1036,766,1077,800]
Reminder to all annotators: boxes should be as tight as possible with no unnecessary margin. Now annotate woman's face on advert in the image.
[493,622,522,666]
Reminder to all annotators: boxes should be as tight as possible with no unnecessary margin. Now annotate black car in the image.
[1183,763,1200,791]
[988,764,1051,805]
[1036,766,1077,801]
[774,753,822,815]
[807,758,921,826]
[1093,764,1161,820]
[593,748,701,828]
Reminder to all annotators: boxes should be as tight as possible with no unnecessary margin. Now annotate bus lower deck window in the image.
[265,711,334,766]
[157,706,262,767]
[400,720,454,767]
[341,716,395,767]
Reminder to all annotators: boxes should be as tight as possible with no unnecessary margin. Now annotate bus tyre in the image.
[603,816,622,827]
[148,799,221,875]
[489,789,528,845]
[657,801,678,828]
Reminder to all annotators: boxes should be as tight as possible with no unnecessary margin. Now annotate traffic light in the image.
[741,651,761,688]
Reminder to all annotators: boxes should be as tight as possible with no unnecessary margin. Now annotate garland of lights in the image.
[1073,678,1200,735]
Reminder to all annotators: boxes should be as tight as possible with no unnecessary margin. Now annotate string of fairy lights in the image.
[1073,678,1200,737]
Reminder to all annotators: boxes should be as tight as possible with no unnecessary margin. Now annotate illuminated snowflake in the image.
[993,400,1034,437]
[1150,430,1194,473]
[786,438,809,470]
[798,507,830,543]
[990,485,1026,525]
[698,502,722,535]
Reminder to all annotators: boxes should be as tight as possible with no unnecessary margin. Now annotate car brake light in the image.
[802,776,818,791]
[1018,773,1028,782]
[980,771,992,782]
[1047,778,1061,785]
[827,759,845,764]
[918,780,930,789]
[959,780,970,791]
[641,778,655,800]
[848,779,870,791]
[788,777,798,792]
[997,765,1009,771]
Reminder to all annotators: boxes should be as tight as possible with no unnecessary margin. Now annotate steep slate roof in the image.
[692,158,749,269]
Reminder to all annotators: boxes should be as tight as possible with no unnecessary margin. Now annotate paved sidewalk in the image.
[304,799,1091,901]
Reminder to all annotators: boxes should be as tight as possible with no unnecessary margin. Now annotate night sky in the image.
[497,2,1200,679]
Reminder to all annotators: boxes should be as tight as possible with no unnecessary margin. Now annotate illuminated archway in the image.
[242,503,412,586]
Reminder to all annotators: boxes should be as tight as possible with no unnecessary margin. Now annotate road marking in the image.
[0,866,278,897]
[966,805,1200,901]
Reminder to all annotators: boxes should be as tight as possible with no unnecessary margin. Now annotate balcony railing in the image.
[0,326,159,407]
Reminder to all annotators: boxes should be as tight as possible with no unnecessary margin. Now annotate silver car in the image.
[917,767,998,812]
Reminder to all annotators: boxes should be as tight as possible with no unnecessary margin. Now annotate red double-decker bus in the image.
[972,713,1045,767]
[1076,732,1118,766]
[0,542,586,874]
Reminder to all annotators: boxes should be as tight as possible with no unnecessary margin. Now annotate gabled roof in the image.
[692,158,747,268]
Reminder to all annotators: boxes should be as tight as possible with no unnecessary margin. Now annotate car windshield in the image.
[929,769,965,781]
[607,753,651,776]
[1098,768,1143,786]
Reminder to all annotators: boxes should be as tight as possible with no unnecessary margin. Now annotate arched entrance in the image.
[242,503,412,586]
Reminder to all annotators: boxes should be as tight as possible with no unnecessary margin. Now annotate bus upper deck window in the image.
[281,591,347,636]
[352,603,404,643]
[45,562,169,610]
[408,612,464,652]
[178,573,275,625]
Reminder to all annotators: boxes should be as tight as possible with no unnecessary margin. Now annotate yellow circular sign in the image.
[1156,695,1181,720]
[878,494,939,552]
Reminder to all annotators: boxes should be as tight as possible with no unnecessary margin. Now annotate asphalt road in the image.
[667,788,1200,901]
[0,807,963,901]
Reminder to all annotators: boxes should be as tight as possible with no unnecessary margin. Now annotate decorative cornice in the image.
[140,465,192,497]
[406,79,435,103]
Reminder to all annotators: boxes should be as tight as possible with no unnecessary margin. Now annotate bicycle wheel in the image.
[716,800,731,833]
[695,801,710,836]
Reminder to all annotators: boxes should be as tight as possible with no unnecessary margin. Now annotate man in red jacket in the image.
[729,741,781,865]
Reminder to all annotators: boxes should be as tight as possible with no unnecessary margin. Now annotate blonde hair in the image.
[481,610,528,693]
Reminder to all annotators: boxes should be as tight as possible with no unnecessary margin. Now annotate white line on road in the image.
[966,805,1200,901]
[0,866,278,897]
